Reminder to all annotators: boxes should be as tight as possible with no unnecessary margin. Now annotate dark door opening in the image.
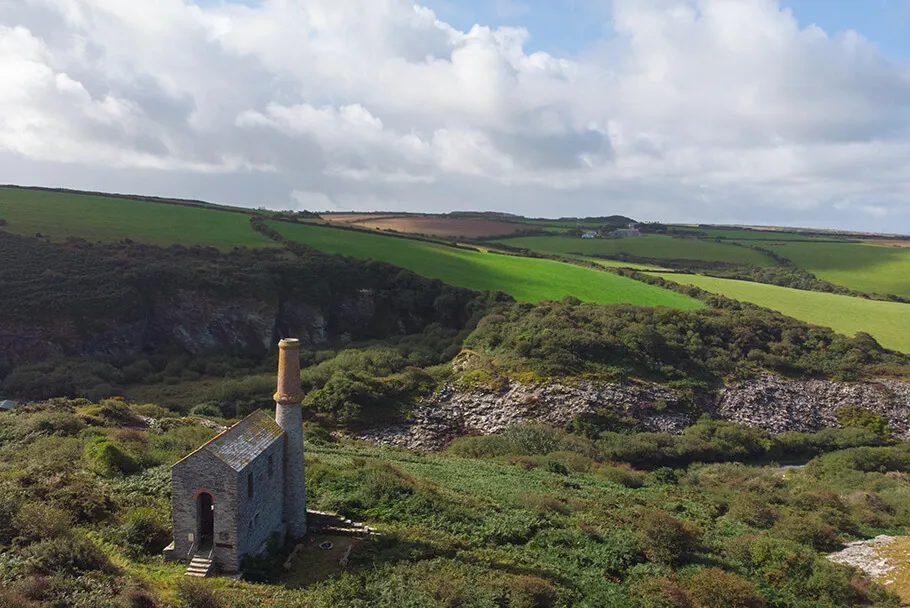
[197,492,214,550]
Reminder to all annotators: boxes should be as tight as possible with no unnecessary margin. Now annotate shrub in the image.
[771,514,841,552]
[508,575,558,608]
[357,463,416,509]
[503,424,588,456]
[686,568,766,608]
[836,407,891,441]
[117,585,158,608]
[447,434,516,458]
[190,403,222,418]
[637,511,701,566]
[83,436,138,477]
[22,534,116,576]
[19,411,84,438]
[727,494,777,529]
[175,579,222,608]
[123,507,171,555]
[14,503,72,542]
[649,467,679,485]
[597,463,646,488]
[0,586,39,608]
[629,577,692,608]
[0,490,22,545]
[517,493,572,516]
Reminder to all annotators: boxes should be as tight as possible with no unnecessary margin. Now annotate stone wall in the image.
[171,450,239,571]
[236,437,286,561]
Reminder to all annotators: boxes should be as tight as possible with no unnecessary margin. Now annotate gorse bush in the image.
[174,579,222,608]
[636,511,702,566]
[686,568,765,608]
[122,507,171,556]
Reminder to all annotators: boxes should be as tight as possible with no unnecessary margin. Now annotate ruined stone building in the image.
[165,338,307,574]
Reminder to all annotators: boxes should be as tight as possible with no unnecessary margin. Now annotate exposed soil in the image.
[321,213,402,223]
[320,212,538,237]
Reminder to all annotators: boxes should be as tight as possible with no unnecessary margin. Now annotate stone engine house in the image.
[166,339,307,573]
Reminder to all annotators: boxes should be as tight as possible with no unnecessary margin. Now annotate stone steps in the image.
[186,556,214,577]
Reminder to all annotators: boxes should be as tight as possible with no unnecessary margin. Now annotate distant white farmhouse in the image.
[581,231,598,239]
[610,228,642,238]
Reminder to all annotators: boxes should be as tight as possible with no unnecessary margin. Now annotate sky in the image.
[2,1,910,232]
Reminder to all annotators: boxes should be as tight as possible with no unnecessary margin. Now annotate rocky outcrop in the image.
[360,375,910,450]
[718,376,910,436]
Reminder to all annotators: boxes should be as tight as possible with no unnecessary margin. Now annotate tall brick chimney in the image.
[274,338,307,539]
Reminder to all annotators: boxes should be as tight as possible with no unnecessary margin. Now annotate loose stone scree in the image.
[164,338,308,575]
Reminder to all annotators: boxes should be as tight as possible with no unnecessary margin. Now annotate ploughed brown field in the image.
[321,213,403,223]
[320,214,528,238]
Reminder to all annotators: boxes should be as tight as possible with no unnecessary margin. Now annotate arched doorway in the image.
[197,492,214,550]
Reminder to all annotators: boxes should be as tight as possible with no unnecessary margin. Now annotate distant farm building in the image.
[610,228,642,238]
[581,231,598,239]
[0,400,18,411]
[165,339,308,575]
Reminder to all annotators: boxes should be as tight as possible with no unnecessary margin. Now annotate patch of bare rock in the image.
[359,374,910,451]
[827,536,899,580]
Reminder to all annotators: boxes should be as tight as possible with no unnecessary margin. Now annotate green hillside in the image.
[0,187,274,248]
[765,241,910,298]
[0,399,906,608]
[496,235,776,266]
[653,273,910,353]
[270,222,702,308]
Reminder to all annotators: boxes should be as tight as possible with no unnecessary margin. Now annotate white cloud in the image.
[0,0,909,230]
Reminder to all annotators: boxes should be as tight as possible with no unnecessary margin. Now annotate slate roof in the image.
[184,410,284,472]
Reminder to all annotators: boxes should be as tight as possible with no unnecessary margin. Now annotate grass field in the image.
[270,222,702,308]
[653,273,910,353]
[0,187,275,248]
[496,235,776,266]
[764,241,910,299]
[687,227,842,241]
[581,257,668,271]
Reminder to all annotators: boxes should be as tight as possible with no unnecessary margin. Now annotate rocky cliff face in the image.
[360,375,910,450]
[0,289,376,372]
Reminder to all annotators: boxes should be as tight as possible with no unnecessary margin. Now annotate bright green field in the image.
[0,187,274,248]
[271,222,702,308]
[653,273,910,353]
[765,241,910,299]
[496,235,776,266]
[581,257,668,271]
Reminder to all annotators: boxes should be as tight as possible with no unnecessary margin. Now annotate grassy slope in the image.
[270,222,702,309]
[766,241,910,299]
[0,187,274,248]
[497,235,776,266]
[654,273,910,353]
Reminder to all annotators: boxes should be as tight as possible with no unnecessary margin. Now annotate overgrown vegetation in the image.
[1,399,908,607]
[462,299,909,383]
